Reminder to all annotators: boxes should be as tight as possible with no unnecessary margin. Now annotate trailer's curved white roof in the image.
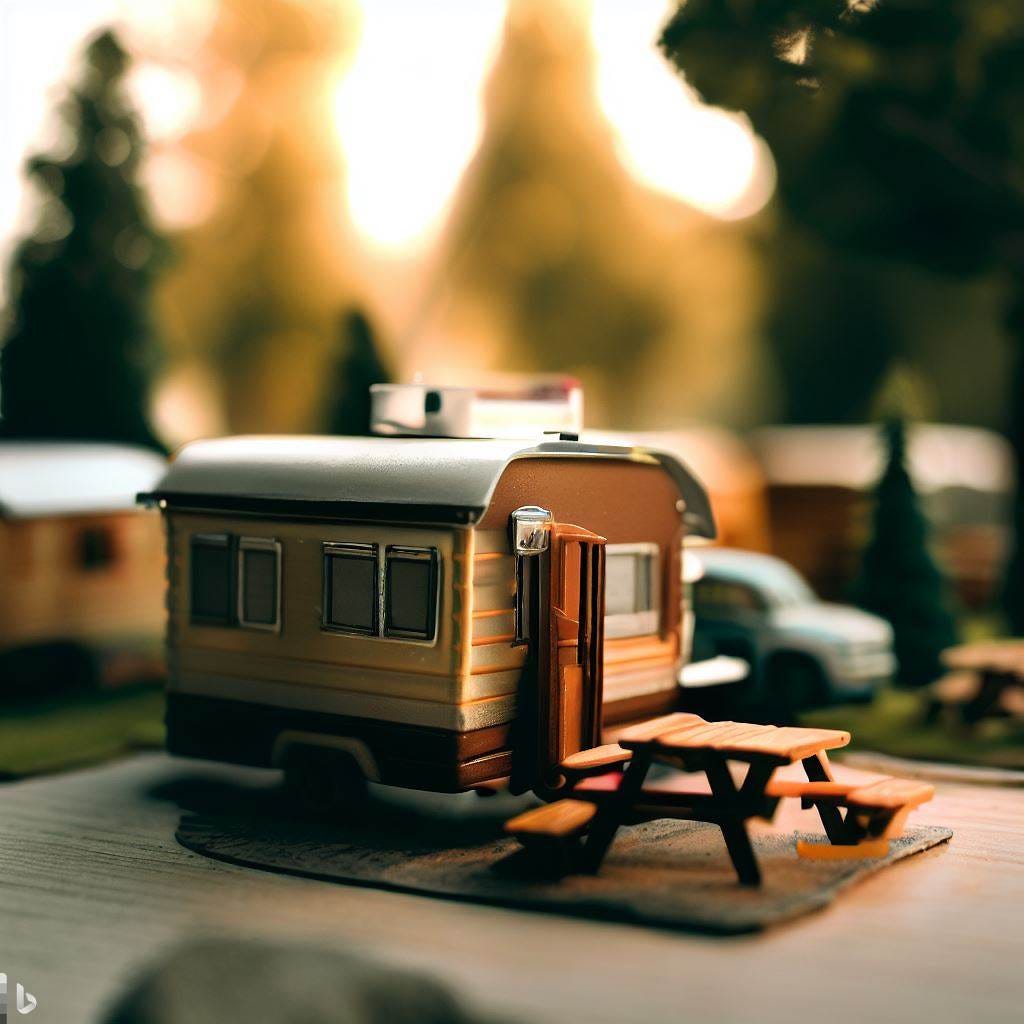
[143,434,716,537]
[0,442,167,519]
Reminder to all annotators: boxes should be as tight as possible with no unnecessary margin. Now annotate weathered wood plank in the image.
[0,754,1021,1024]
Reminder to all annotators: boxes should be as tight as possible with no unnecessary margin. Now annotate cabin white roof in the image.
[0,442,167,519]
[751,424,1013,494]
[144,434,716,537]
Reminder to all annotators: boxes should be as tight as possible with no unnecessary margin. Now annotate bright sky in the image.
[0,0,774,281]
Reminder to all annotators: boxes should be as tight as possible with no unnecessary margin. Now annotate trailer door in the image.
[538,523,606,782]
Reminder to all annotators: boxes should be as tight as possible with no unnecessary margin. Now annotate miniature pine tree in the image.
[0,30,166,450]
[852,419,958,687]
[323,310,391,437]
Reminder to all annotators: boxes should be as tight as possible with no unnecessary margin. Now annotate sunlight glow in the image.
[127,64,202,142]
[591,0,774,220]
[333,0,507,255]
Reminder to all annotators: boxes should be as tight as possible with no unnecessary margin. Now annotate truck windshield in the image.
[763,565,816,608]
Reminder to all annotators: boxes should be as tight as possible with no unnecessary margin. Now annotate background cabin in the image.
[0,443,168,691]
[144,434,715,795]
[750,424,1014,609]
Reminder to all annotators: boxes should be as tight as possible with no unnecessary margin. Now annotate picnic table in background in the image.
[930,641,1024,728]
[507,713,934,885]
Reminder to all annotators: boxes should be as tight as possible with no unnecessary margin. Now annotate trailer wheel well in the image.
[271,731,380,782]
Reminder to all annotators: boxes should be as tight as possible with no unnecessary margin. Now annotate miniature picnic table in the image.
[934,641,1024,726]
[508,712,934,885]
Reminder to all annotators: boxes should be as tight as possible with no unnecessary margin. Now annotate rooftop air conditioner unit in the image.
[370,376,584,440]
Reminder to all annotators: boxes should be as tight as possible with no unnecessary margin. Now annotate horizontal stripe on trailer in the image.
[170,670,518,732]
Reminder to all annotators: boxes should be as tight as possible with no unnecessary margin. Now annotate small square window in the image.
[323,544,378,635]
[191,534,233,625]
[604,544,659,639]
[79,526,115,571]
[238,538,280,630]
[384,547,438,641]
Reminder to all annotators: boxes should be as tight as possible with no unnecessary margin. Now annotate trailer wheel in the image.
[283,745,369,817]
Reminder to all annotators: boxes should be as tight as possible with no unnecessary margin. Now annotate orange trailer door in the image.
[537,523,606,783]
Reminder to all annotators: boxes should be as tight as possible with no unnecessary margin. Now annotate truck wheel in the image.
[283,745,369,817]
[767,655,828,722]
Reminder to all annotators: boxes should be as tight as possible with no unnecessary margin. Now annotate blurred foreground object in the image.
[659,0,1024,630]
[102,937,482,1024]
[0,443,167,693]
[371,374,582,439]
[752,423,1013,610]
[0,30,166,450]
[852,420,958,688]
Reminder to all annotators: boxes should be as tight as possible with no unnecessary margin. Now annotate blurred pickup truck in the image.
[690,547,896,714]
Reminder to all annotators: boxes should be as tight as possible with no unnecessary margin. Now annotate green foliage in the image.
[852,419,958,687]
[322,310,391,436]
[662,0,1024,625]
[767,226,897,423]
[0,30,166,450]
[661,0,1024,275]
[0,684,164,779]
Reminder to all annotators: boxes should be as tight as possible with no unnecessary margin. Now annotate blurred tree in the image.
[661,0,1024,626]
[853,419,958,686]
[153,0,359,435]
[322,309,390,435]
[421,0,763,429]
[768,226,896,424]
[0,30,166,449]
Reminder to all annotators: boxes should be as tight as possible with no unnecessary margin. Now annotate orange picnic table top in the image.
[614,712,851,763]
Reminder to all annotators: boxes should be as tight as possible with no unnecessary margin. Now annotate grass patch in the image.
[804,687,1024,771]
[0,685,165,779]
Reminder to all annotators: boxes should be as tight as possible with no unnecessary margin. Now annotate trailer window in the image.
[323,544,378,635]
[238,537,280,630]
[605,543,659,639]
[190,534,233,625]
[384,546,438,641]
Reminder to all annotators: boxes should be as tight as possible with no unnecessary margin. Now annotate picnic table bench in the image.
[506,713,934,885]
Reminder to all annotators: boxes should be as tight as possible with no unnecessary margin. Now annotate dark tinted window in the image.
[79,527,115,571]
[325,546,378,634]
[385,548,437,640]
[241,546,278,626]
[694,579,764,614]
[191,535,232,624]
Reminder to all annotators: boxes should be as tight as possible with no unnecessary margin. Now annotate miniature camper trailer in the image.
[0,442,167,690]
[141,420,716,797]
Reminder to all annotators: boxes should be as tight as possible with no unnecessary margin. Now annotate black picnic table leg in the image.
[704,755,761,887]
[963,671,1006,727]
[801,752,849,845]
[578,749,652,873]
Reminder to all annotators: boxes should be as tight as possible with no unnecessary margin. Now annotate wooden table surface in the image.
[0,753,1021,1023]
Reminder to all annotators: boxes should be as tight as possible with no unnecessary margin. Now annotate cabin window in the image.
[238,537,281,630]
[190,534,234,624]
[323,543,379,635]
[79,526,115,571]
[605,543,659,639]
[384,546,438,641]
